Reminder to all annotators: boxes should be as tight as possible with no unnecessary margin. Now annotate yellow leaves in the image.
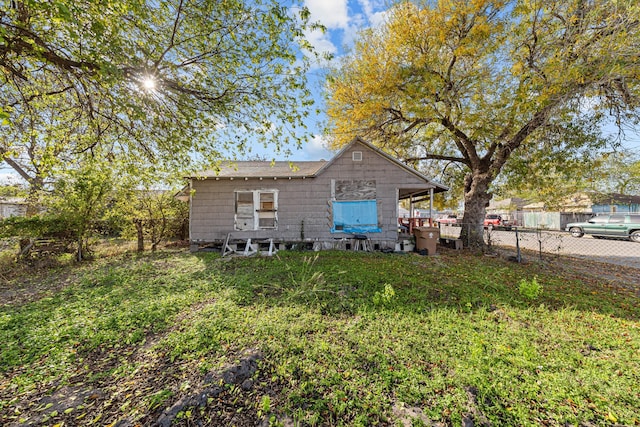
[511,61,524,76]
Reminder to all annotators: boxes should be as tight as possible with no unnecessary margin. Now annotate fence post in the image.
[515,227,521,263]
[537,229,543,261]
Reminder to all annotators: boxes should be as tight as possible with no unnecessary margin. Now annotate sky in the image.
[281,0,389,161]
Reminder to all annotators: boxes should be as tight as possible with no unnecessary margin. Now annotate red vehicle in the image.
[484,214,503,228]
[436,214,458,225]
[484,214,518,229]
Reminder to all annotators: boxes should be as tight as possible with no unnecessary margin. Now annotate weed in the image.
[372,283,396,307]
[285,253,325,288]
[147,389,173,411]
[518,276,543,300]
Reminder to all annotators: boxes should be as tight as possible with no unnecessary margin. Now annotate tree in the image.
[44,159,114,261]
[495,116,612,208]
[594,150,640,195]
[325,0,640,247]
[1,0,320,206]
[115,187,189,252]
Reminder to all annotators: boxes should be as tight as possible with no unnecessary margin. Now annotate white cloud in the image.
[300,0,389,58]
[305,0,350,30]
[298,135,334,160]
[304,27,338,58]
[367,9,388,27]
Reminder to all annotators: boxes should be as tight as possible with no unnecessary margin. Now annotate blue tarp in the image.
[331,200,381,233]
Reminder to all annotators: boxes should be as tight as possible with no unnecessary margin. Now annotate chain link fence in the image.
[437,223,640,270]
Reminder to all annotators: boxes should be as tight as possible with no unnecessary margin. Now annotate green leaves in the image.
[1,0,318,201]
[54,2,71,20]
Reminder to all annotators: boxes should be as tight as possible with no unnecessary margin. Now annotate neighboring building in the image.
[187,138,448,251]
[589,193,640,214]
[0,197,28,218]
[521,192,640,229]
[487,197,528,226]
[487,197,528,213]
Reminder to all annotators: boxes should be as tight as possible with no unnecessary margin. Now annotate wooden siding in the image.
[190,140,438,244]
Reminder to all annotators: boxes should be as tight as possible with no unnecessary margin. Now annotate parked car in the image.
[436,214,458,225]
[565,214,640,242]
[484,214,502,228]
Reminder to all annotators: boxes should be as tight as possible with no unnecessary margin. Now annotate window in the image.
[234,190,278,230]
[258,192,276,228]
[609,215,625,224]
[352,151,363,161]
[331,180,380,233]
[589,216,609,224]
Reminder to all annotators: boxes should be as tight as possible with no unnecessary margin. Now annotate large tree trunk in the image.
[459,171,493,249]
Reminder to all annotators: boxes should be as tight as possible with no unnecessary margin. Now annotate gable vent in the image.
[352,151,363,161]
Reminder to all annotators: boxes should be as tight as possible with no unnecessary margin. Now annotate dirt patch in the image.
[0,266,79,307]
[2,345,281,427]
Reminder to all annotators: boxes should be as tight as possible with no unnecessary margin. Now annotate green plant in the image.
[519,276,543,300]
[257,395,272,419]
[284,254,325,289]
[148,389,174,411]
[372,283,396,307]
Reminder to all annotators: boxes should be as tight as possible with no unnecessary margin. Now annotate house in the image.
[589,193,640,214]
[187,138,448,252]
[487,197,528,213]
[0,197,28,218]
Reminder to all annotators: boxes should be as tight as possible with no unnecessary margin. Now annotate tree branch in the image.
[154,0,185,69]
[404,154,468,164]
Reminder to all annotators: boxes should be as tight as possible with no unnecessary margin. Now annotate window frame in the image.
[330,179,381,233]
[234,189,278,231]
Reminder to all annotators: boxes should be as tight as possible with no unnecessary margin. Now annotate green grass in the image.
[1,249,638,426]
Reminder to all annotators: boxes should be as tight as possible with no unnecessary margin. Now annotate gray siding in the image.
[190,141,437,244]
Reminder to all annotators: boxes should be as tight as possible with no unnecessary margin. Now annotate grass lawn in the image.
[1,248,638,426]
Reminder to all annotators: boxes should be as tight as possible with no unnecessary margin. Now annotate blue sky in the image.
[275,0,389,161]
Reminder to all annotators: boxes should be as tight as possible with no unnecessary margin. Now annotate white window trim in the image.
[234,189,278,231]
[352,151,363,161]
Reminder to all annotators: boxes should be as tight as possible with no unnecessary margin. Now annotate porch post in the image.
[429,188,434,226]
[409,197,414,221]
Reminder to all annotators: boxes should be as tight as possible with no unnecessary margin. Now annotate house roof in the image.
[0,197,28,205]
[324,138,448,194]
[488,197,528,210]
[192,160,327,179]
[591,192,640,205]
[188,137,448,194]
[523,192,640,211]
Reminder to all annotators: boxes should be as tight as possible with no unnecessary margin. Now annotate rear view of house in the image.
[188,138,447,252]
